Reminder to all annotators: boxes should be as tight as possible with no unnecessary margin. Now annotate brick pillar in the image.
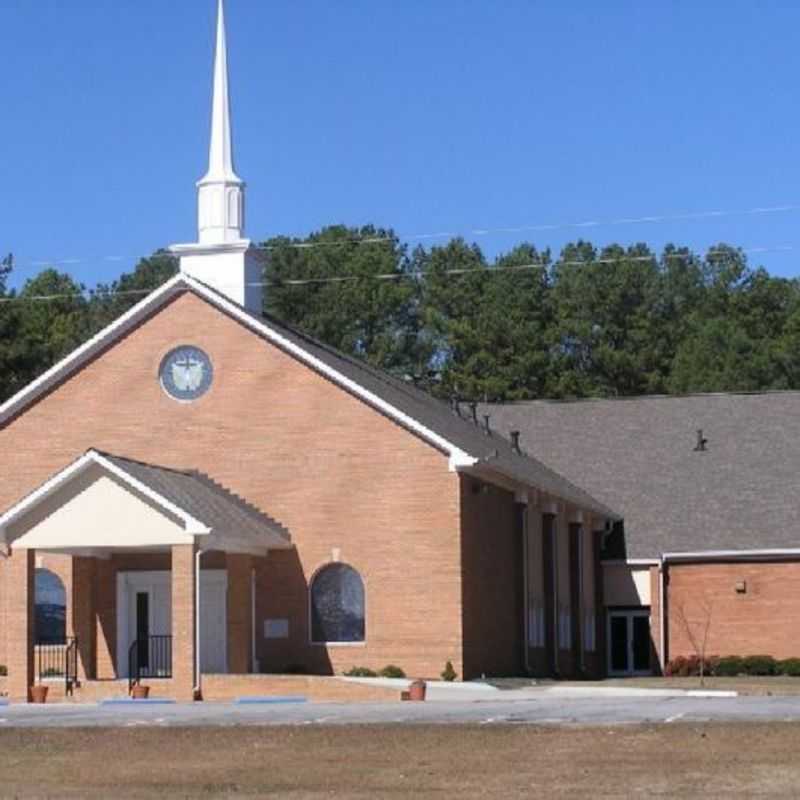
[71,557,96,681]
[95,557,116,679]
[226,554,253,674]
[6,548,35,703]
[172,544,197,701]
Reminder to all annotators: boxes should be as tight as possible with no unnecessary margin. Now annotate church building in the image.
[0,1,618,702]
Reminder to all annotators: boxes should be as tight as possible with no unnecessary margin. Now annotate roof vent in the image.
[483,415,492,436]
[694,429,708,452]
[510,430,522,454]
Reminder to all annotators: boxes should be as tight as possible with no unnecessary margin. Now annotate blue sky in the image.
[3,0,800,290]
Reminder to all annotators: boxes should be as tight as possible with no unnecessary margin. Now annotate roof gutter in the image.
[662,548,800,563]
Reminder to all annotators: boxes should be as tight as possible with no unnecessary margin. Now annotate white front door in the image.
[117,570,228,677]
[117,572,172,679]
[200,571,227,674]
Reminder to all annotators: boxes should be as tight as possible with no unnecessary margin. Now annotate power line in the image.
[1,244,795,305]
[12,202,800,275]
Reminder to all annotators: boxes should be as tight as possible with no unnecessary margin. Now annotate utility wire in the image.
[12,202,800,275]
[1,244,795,305]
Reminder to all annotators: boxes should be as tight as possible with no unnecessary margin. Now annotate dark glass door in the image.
[136,592,150,669]
[610,616,629,673]
[632,615,651,673]
[608,611,652,675]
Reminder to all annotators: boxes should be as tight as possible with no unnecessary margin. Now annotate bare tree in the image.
[674,598,714,687]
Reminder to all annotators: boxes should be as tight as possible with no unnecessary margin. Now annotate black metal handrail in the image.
[128,635,172,693]
[36,637,79,695]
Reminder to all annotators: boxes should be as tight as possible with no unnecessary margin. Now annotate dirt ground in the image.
[0,723,798,798]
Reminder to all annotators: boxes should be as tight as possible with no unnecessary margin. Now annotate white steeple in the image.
[171,0,263,314]
[197,0,245,244]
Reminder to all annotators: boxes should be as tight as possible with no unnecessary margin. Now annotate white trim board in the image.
[0,449,210,546]
[0,275,476,472]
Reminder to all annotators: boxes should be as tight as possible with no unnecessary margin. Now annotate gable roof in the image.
[0,449,291,554]
[0,274,617,520]
[483,393,800,558]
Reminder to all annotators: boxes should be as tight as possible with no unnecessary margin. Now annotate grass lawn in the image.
[0,723,798,798]
[582,676,800,695]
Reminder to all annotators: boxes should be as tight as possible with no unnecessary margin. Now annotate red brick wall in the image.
[0,292,464,680]
[459,477,523,679]
[667,561,800,660]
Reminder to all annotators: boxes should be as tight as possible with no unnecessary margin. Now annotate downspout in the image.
[522,505,531,675]
[251,567,257,674]
[577,524,585,674]
[195,548,202,698]
[659,555,666,674]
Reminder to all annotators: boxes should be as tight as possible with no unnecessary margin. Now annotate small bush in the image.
[713,656,744,677]
[777,658,800,677]
[666,655,717,677]
[0,665,7,677]
[441,660,458,682]
[378,665,406,679]
[742,655,777,676]
[343,666,378,677]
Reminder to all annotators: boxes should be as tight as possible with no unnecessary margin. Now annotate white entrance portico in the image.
[0,449,291,702]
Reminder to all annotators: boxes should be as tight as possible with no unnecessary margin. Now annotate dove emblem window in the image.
[159,346,214,402]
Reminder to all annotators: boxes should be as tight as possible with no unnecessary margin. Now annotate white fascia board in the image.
[0,272,476,470]
[0,451,97,539]
[603,559,660,566]
[90,452,211,535]
[0,449,211,543]
[0,274,186,425]
[663,548,800,563]
[180,275,476,467]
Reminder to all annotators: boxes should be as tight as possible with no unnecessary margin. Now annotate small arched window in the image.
[311,563,365,643]
[35,569,66,644]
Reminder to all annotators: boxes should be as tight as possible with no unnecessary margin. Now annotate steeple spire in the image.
[197,0,246,244]
[204,0,240,184]
[172,0,262,314]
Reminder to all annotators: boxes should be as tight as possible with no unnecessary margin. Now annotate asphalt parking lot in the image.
[4,693,800,728]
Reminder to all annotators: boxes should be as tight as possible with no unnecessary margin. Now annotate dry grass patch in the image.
[1,723,799,798]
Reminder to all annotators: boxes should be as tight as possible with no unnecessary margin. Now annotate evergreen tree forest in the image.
[3,227,800,405]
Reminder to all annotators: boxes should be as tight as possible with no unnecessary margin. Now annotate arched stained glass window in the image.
[310,563,365,643]
[35,569,67,644]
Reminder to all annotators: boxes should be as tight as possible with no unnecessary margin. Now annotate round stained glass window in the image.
[159,345,214,402]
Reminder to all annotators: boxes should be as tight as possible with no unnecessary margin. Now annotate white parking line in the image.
[665,713,685,723]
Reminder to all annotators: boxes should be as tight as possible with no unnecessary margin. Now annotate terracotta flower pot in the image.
[409,679,427,702]
[131,684,150,700]
[30,685,49,704]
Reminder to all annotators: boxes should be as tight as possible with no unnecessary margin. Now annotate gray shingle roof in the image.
[198,283,618,520]
[98,451,291,551]
[482,393,800,558]
[0,275,616,520]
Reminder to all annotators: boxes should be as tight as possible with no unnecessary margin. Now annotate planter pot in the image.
[408,679,427,702]
[30,685,49,704]
[131,684,150,700]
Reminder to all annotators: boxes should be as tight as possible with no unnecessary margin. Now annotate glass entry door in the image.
[607,610,652,676]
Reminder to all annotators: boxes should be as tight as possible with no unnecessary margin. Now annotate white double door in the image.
[117,570,228,677]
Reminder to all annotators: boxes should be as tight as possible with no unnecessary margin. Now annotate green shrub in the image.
[742,655,777,676]
[343,666,378,677]
[713,656,744,677]
[777,658,800,677]
[441,660,458,682]
[0,665,6,677]
[378,665,406,679]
